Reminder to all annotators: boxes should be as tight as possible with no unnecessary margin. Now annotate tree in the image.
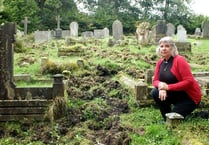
[3,0,40,32]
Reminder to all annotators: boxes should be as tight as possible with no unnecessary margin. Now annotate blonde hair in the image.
[156,36,178,57]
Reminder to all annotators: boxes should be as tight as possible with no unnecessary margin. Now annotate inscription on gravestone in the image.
[0,23,16,100]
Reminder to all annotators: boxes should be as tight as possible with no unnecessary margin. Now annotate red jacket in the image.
[153,55,201,104]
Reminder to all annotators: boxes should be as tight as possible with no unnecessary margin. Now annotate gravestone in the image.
[94,29,106,39]
[0,23,16,100]
[103,27,110,38]
[62,30,70,38]
[136,22,151,45]
[21,17,30,35]
[112,20,123,40]
[177,25,187,42]
[55,15,62,39]
[34,30,52,43]
[166,23,175,37]
[70,21,78,37]
[201,20,209,38]
[152,20,167,43]
[194,27,201,37]
[81,31,94,38]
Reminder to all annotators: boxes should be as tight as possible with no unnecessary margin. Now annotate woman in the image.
[150,36,201,121]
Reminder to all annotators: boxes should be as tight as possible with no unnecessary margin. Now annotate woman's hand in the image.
[158,82,168,90]
[159,90,167,101]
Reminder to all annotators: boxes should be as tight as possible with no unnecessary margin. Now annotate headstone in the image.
[70,21,79,37]
[55,15,62,39]
[152,20,167,43]
[194,27,201,36]
[166,23,175,37]
[175,42,191,53]
[103,27,109,38]
[34,30,52,43]
[145,69,154,84]
[62,30,70,38]
[177,25,187,42]
[21,17,30,35]
[81,31,94,44]
[201,20,209,38]
[112,20,123,40]
[136,22,151,45]
[94,29,106,39]
[0,23,16,100]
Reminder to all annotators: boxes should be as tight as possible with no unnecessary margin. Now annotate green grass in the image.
[8,35,209,144]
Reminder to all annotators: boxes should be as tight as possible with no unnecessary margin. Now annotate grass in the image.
[1,35,208,144]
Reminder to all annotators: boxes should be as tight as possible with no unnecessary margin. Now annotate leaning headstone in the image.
[176,25,187,42]
[0,23,16,100]
[55,15,62,39]
[70,21,79,37]
[21,17,30,35]
[112,20,123,40]
[201,20,209,38]
[166,23,175,37]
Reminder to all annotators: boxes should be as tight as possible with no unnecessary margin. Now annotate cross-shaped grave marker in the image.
[21,17,30,35]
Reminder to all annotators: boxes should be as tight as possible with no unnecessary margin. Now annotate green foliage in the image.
[42,59,79,75]
[3,0,40,32]
[14,39,26,53]
[1,0,209,34]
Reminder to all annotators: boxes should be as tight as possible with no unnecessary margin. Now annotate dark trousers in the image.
[150,88,197,120]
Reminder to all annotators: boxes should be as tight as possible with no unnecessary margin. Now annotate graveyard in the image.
[0,19,209,145]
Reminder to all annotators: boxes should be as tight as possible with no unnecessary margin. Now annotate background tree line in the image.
[0,0,208,34]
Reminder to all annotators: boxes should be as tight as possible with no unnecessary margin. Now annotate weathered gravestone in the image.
[0,23,66,121]
[0,23,16,100]
[166,23,175,37]
[194,27,201,37]
[103,27,110,38]
[81,31,94,44]
[152,20,167,43]
[112,20,123,40]
[201,20,209,38]
[70,21,79,38]
[34,30,52,43]
[177,25,187,42]
[136,22,151,45]
[176,25,191,53]
[94,29,109,39]
[21,17,30,35]
[55,15,62,39]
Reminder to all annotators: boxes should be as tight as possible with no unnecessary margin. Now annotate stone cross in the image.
[0,23,16,100]
[21,17,30,35]
[56,15,61,30]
